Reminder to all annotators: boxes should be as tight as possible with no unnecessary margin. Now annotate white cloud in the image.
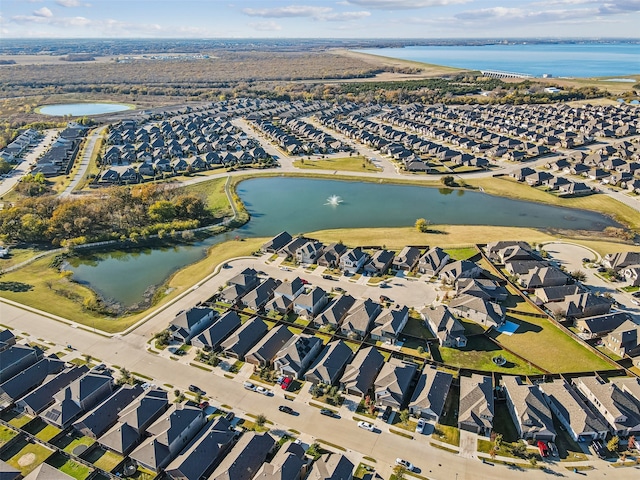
[345,0,470,9]
[33,7,53,18]
[242,4,370,21]
[248,21,282,31]
[56,0,91,7]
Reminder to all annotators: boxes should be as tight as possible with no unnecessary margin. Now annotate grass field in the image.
[2,410,33,429]
[469,176,640,231]
[181,176,233,216]
[83,447,123,472]
[0,426,17,446]
[53,431,95,454]
[1,438,54,476]
[490,313,614,373]
[47,452,93,480]
[24,418,62,442]
[293,156,382,173]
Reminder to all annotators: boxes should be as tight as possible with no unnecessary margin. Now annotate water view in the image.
[67,177,618,306]
[356,43,640,78]
[38,103,132,116]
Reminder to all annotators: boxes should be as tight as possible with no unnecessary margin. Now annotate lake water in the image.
[356,43,640,78]
[67,177,617,306]
[38,103,132,116]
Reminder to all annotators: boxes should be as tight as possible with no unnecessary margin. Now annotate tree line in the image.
[0,184,215,246]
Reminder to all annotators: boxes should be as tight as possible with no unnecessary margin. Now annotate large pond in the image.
[66,177,618,307]
[38,103,132,116]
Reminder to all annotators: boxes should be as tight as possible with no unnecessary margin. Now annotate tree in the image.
[512,440,527,457]
[529,456,537,467]
[494,433,503,450]
[570,270,587,282]
[118,367,134,385]
[0,158,11,174]
[392,464,407,480]
[489,447,497,460]
[399,409,410,425]
[256,413,267,427]
[441,175,456,187]
[607,435,620,452]
[415,218,430,233]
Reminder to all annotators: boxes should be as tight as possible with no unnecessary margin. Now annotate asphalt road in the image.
[61,126,106,198]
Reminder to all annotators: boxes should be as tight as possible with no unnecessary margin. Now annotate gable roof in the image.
[409,366,453,419]
[340,346,385,396]
[210,432,275,480]
[459,374,494,431]
[245,325,293,365]
[253,442,305,480]
[0,357,65,408]
[307,453,354,480]
[23,464,74,480]
[315,294,356,327]
[374,358,417,408]
[305,340,353,385]
[19,365,89,414]
[220,317,269,358]
[503,376,556,438]
[192,311,241,350]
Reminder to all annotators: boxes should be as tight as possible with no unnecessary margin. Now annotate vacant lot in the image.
[293,156,381,173]
[490,313,614,373]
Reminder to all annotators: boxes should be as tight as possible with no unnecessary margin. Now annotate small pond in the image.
[38,103,132,116]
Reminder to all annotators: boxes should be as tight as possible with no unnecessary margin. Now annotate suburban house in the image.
[191,311,241,351]
[313,294,356,329]
[408,366,453,422]
[418,247,450,276]
[438,260,482,284]
[458,374,494,437]
[370,306,409,344]
[604,320,640,358]
[534,284,583,304]
[130,404,207,472]
[421,306,467,348]
[304,340,353,386]
[539,380,608,442]
[73,384,144,439]
[340,299,381,339]
[364,249,395,276]
[22,464,73,480]
[502,376,556,442]
[374,358,418,410]
[253,442,307,480]
[98,389,169,455]
[574,312,629,339]
[339,248,369,274]
[42,371,114,428]
[317,243,348,268]
[169,307,216,344]
[518,266,569,289]
[280,237,309,259]
[164,417,235,480]
[261,231,293,253]
[210,432,276,480]
[456,278,508,303]
[552,293,612,321]
[296,240,324,265]
[17,366,89,416]
[339,346,385,398]
[603,251,640,271]
[220,317,269,360]
[0,357,66,410]
[294,287,328,319]
[274,334,323,379]
[245,325,293,367]
[0,344,43,383]
[274,278,305,301]
[573,376,640,437]
[241,278,282,311]
[307,453,354,480]
[392,246,422,272]
[448,295,506,329]
[622,265,640,286]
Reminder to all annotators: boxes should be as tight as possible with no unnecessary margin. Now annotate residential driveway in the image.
[458,430,478,459]
[543,241,640,322]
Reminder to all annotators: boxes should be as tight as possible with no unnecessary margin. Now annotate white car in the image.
[416,418,426,434]
[256,386,270,396]
[357,421,375,432]
[243,382,256,391]
[395,458,415,471]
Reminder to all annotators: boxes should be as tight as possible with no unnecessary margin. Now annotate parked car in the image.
[300,278,310,285]
[281,377,292,390]
[416,418,426,434]
[256,386,270,396]
[633,291,640,298]
[199,401,209,409]
[224,411,235,422]
[381,406,392,422]
[322,274,335,280]
[333,287,345,293]
[279,405,295,415]
[243,382,257,391]
[395,458,415,471]
[537,440,549,458]
[358,421,375,432]
[188,384,204,394]
[548,441,558,457]
[280,266,291,272]
[320,409,335,417]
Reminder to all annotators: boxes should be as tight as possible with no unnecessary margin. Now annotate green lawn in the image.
[53,432,95,454]
[181,176,233,216]
[47,453,93,480]
[443,247,479,261]
[492,403,520,443]
[83,447,123,472]
[433,336,543,375]
[0,438,54,476]
[432,424,460,446]
[402,317,434,340]
[23,418,62,442]
[2,410,33,429]
[490,313,615,373]
[293,156,381,173]
[0,426,17,446]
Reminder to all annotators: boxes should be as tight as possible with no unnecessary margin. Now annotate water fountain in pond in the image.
[325,195,343,206]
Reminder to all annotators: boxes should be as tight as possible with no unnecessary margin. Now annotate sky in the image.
[1,0,640,39]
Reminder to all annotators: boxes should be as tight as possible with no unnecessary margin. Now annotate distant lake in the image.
[67,177,617,307]
[356,43,640,78]
[38,103,132,116]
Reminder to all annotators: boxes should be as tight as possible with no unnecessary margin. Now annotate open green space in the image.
[181,176,233,216]
[293,156,381,173]
[490,313,614,373]
[432,424,460,447]
[443,247,478,261]
[0,426,17,446]
[47,452,93,480]
[433,336,543,375]
[0,437,54,476]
